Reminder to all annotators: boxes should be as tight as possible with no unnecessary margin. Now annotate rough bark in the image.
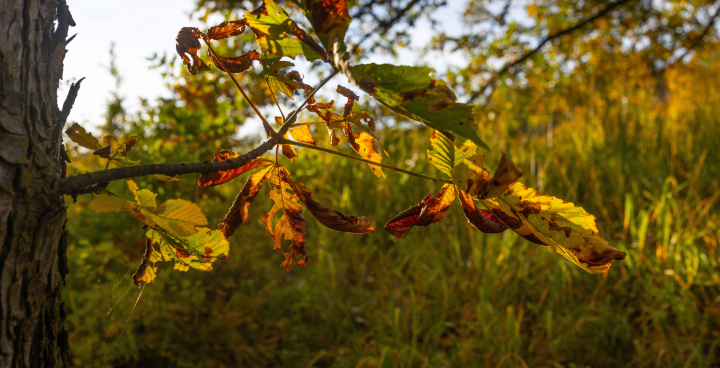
[0,0,75,366]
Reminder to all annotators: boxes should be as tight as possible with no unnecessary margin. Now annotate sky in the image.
[59,0,475,134]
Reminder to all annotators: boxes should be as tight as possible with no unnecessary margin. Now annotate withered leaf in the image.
[305,0,352,52]
[294,183,374,233]
[176,27,210,74]
[119,137,140,156]
[337,85,359,118]
[219,165,274,237]
[384,184,456,238]
[289,125,316,146]
[453,153,522,199]
[262,166,307,270]
[132,238,155,287]
[211,50,260,73]
[197,149,273,188]
[457,189,507,233]
[206,20,246,40]
[349,132,385,178]
[481,182,627,274]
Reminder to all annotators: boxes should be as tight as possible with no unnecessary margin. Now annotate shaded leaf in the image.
[152,199,209,237]
[384,184,456,238]
[294,183,374,233]
[219,165,274,237]
[457,189,507,233]
[303,0,351,53]
[146,227,229,272]
[349,64,489,150]
[481,182,627,274]
[207,20,246,40]
[197,149,273,188]
[132,238,156,287]
[211,50,260,73]
[176,27,210,75]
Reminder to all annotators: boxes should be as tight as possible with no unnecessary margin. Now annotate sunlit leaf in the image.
[206,20,246,40]
[219,165,274,237]
[349,64,489,150]
[427,131,477,177]
[348,132,384,178]
[65,123,102,150]
[245,0,325,61]
[481,183,627,274]
[453,153,521,199]
[197,149,273,188]
[151,199,209,237]
[210,50,260,73]
[457,189,507,233]
[262,166,307,270]
[146,227,229,272]
[288,125,316,146]
[384,184,456,238]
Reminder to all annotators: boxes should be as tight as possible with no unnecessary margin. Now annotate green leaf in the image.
[146,228,230,272]
[245,0,325,61]
[349,64,489,150]
[268,75,301,99]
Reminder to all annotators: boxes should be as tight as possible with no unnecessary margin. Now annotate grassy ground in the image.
[63,58,719,367]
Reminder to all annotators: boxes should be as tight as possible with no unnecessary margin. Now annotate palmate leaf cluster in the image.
[68,0,627,287]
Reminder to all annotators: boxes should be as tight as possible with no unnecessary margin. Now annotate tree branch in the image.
[665,4,720,68]
[468,0,635,103]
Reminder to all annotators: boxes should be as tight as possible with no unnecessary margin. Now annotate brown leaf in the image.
[457,189,507,233]
[132,238,154,287]
[176,27,210,75]
[294,183,374,233]
[306,0,351,35]
[262,167,307,270]
[219,165,274,237]
[349,132,385,178]
[119,137,140,156]
[282,144,298,162]
[211,50,260,73]
[289,125,316,146]
[197,149,273,187]
[337,85,359,117]
[454,153,522,199]
[384,184,456,238]
[206,20,246,40]
[92,146,112,158]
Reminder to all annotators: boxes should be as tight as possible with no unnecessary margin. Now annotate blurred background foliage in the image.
[63,0,720,366]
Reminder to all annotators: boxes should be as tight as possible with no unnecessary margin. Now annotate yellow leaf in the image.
[87,193,130,213]
[152,199,209,236]
[65,123,103,150]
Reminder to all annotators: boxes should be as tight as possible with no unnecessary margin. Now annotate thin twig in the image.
[203,39,269,125]
[280,138,452,184]
[468,0,635,103]
[265,76,285,120]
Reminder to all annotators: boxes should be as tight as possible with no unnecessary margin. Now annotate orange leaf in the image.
[289,125,317,146]
[384,184,456,238]
[337,85,358,117]
[211,50,260,73]
[294,183,374,233]
[197,149,272,187]
[349,132,385,178]
[206,20,246,40]
[262,167,307,270]
[219,165,274,237]
[457,189,507,233]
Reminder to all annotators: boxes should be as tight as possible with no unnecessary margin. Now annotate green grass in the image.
[63,61,720,367]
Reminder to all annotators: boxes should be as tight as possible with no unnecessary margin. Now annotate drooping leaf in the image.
[268,74,300,99]
[384,184,456,238]
[65,123,102,150]
[219,165,274,237]
[288,125,316,146]
[302,0,352,53]
[349,64,489,150]
[457,189,507,233]
[197,149,273,188]
[262,166,308,270]
[118,137,139,156]
[146,227,230,272]
[206,20,246,40]
[348,132,385,178]
[151,199,209,237]
[210,50,260,73]
[87,192,130,213]
[481,182,627,274]
[132,238,156,287]
[337,85,359,117]
[175,27,210,74]
[293,183,374,233]
[245,0,325,61]
[453,153,522,199]
[427,131,478,177]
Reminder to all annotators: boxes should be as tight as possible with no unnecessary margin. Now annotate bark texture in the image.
[0,0,74,366]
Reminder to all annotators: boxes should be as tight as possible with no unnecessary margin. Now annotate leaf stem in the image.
[279,138,452,184]
[203,39,269,125]
[265,76,285,120]
[278,69,339,135]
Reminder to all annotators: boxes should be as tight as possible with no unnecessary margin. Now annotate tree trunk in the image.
[0,0,75,366]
